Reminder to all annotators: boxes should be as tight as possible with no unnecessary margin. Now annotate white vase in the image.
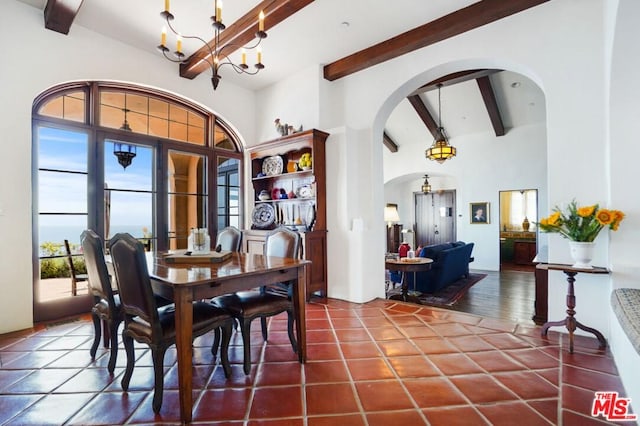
[569,241,595,269]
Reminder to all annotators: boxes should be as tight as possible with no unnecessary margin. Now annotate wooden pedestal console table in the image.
[540,263,610,353]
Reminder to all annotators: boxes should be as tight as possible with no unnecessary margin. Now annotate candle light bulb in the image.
[257,46,262,64]
[241,48,247,65]
[161,26,167,46]
[165,0,170,12]
[176,35,182,53]
[216,0,223,23]
[259,10,265,32]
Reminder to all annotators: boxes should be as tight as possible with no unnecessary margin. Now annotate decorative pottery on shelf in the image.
[271,188,280,200]
[522,217,530,231]
[569,241,595,269]
[286,160,298,173]
[262,156,283,176]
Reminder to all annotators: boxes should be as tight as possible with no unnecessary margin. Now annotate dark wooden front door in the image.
[415,190,456,248]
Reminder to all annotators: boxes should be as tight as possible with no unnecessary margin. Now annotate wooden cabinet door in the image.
[514,241,536,265]
[243,230,266,254]
[304,230,327,299]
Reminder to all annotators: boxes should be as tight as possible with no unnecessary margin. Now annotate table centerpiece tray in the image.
[163,250,232,264]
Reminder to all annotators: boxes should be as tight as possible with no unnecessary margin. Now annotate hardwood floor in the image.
[446,267,537,325]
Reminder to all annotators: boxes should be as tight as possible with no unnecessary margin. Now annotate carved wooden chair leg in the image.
[218,323,233,378]
[90,312,102,359]
[287,310,297,353]
[260,317,268,341]
[240,319,253,375]
[120,333,135,391]
[151,347,168,413]
[107,319,120,374]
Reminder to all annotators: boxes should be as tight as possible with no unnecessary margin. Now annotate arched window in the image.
[32,82,243,320]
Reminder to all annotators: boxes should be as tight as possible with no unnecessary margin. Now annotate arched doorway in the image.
[381,67,547,320]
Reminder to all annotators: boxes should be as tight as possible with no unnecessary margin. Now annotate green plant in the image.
[38,241,86,278]
[40,241,64,257]
[72,257,87,274]
[40,258,69,279]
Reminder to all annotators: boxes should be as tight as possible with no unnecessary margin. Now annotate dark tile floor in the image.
[0,298,634,425]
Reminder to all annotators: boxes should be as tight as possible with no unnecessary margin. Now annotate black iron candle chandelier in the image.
[157,0,267,91]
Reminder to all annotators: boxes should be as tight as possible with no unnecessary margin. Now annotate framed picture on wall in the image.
[470,202,490,224]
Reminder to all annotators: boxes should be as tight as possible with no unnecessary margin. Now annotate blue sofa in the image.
[395,241,474,294]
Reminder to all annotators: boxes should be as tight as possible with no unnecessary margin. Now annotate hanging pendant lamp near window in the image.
[426,84,457,163]
[421,174,432,193]
[113,107,137,170]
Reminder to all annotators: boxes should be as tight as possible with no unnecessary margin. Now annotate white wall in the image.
[325,127,385,302]
[608,0,640,409]
[254,65,324,144]
[0,1,256,334]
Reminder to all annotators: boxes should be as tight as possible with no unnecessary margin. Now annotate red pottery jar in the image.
[398,242,410,258]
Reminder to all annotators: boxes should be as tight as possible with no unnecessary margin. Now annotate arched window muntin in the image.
[32,81,244,254]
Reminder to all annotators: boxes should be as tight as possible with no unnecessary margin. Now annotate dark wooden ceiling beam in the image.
[383,132,399,153]
[180,0,314,79]
[410,69,501,95]
[476,76,505,136]
[407,95,439,139]
[323,0,549,81]
[44,0,85,35]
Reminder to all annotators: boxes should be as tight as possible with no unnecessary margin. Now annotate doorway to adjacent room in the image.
[499,189,538,272]
[414,190,456,248]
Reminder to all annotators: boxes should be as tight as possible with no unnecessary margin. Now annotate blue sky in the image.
[38,126,154,228]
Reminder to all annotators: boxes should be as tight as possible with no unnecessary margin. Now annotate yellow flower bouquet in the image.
[538,200,624,242]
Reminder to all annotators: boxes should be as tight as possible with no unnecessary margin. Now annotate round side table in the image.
[385,257,433,304]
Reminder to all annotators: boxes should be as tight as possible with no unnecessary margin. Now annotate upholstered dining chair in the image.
[212,226,301,374]
[80,229,122,374]
[109,232,235,413]
[216,226,242,252]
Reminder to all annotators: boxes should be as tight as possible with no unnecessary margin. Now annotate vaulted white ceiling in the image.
[18,0,546,149]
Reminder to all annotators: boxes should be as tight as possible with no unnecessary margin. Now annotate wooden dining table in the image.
[146,251,310,423]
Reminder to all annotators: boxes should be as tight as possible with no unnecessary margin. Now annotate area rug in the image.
[387,273,487,307]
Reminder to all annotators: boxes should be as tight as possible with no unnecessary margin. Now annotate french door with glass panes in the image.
[32,83,244,323]
[35,125,92,321]
[103,138,155,247]
[34,129,156,321]
[34,130,235,322]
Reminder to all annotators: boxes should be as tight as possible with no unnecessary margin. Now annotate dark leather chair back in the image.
[264,227,301,259]
[216,226,242,252]
[80,229,116,309]
[109,233,159,329]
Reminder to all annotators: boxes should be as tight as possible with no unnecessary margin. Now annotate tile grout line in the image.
[396,307,495,425]
[324,303,370,426]
[390,302,558,424]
